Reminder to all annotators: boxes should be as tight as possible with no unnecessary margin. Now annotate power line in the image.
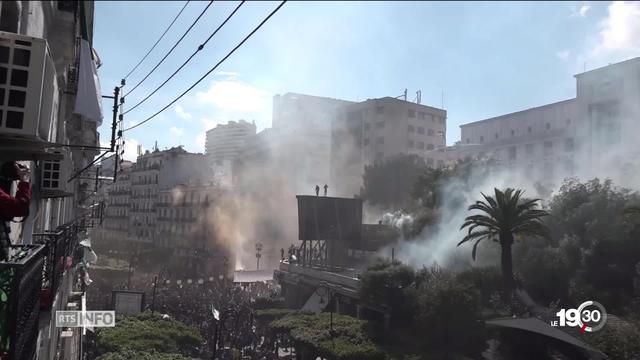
[123,1,190,80]
[123,1,246,116]
[123,1,287,133]
[124,0,214,99]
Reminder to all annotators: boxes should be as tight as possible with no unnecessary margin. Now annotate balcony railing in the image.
[32,222,82,310]
[0,244,46,360]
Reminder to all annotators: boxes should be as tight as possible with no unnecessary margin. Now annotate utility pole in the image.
[110,86,120,152]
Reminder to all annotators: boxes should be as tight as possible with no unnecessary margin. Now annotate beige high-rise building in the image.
[331,97,447,197]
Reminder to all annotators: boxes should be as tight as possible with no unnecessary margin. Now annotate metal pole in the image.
[151,275,158,313]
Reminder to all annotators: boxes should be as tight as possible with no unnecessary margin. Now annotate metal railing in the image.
[32,220,84,310]
[0,244,46,360]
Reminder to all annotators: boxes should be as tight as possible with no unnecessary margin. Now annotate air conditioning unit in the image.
[0,31,57,141]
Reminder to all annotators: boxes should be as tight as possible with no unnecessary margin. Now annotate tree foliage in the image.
[360,154,426,210]
[95,312,202,358]
[96,350,191,360]
[358,262,486,357]
[270,312,386,360]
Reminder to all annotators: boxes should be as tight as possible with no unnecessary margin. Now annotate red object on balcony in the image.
[40,288,53,310]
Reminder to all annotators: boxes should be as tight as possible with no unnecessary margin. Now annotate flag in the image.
[211,305,220,321]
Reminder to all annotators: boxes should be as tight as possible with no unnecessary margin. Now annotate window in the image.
[376,137,384,144]
[408,109,416,118]
[564,138,574,152]
[417,127,425,134]
[427,143,434,150]
[480,136,484,143]
[418,141,425,149]
[427,129,434,136]
[438,117,445,124]
[495,133,499,139]
[511,129,515,137]
[364,122,370,131]
[527,126,532,133]
[419,111,426,120]
[426,157,434,166]
[408,140,415,148]
[376,121,385,128]
[430,114,436,122]
[546,122,551,130]
[376,106,384,114]
[544,141,553,156]
[466,138,470,144]
[408,125,415,133]
[508,146,516,160]
[363,138,369,145]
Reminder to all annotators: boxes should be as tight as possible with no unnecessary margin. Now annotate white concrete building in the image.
[448,57,640,188]
[205,120,256,162]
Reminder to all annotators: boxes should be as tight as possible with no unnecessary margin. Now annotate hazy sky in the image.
[93,1,640,160]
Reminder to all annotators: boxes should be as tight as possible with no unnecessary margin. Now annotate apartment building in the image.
[128,146,211,245]
[449,57,640,187]
[330,97,447,197]
[156,184,232,277]
[0,1,104,359]
[205,120,256,161]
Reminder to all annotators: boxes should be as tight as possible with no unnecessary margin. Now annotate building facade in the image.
[0,1,104,359]
[456,99,579,180]
[205,120,256,162]
[331,97,447,197]
[448,57,640,188]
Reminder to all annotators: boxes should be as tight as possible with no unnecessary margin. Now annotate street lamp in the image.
[255,242,263,270]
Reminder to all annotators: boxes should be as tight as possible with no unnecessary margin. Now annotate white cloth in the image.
[74,39,103,124]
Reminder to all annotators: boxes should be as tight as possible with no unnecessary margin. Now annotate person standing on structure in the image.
[315,185,320,196]
[323,184,328,196]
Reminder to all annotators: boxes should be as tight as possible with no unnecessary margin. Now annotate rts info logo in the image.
[550,301,607,333]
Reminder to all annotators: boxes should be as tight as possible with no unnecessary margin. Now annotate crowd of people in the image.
[86,268,282,358]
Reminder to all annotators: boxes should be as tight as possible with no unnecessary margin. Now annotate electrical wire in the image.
[123,1,190,80]
[123,0,287,132]
[124,0,214,98]
[123,1,246,116]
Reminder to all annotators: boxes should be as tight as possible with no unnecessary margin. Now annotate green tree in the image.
[95,312,202,357]
[360,154,426,210]
[458,188,549,292]
[96,350,191,360]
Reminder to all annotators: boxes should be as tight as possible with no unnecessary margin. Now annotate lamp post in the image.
[316,282,335,346]
[255,242,263,270]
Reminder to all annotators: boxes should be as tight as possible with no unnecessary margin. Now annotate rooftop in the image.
[459,98,576,128]
[574,56,640,78]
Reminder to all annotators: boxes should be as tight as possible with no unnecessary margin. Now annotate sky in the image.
[93,1,640,161]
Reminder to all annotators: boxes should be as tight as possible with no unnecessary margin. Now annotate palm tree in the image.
[458,188,549,291]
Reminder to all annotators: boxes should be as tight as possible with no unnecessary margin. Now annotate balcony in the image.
[32,222,82,310]
[0,244,46,360]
